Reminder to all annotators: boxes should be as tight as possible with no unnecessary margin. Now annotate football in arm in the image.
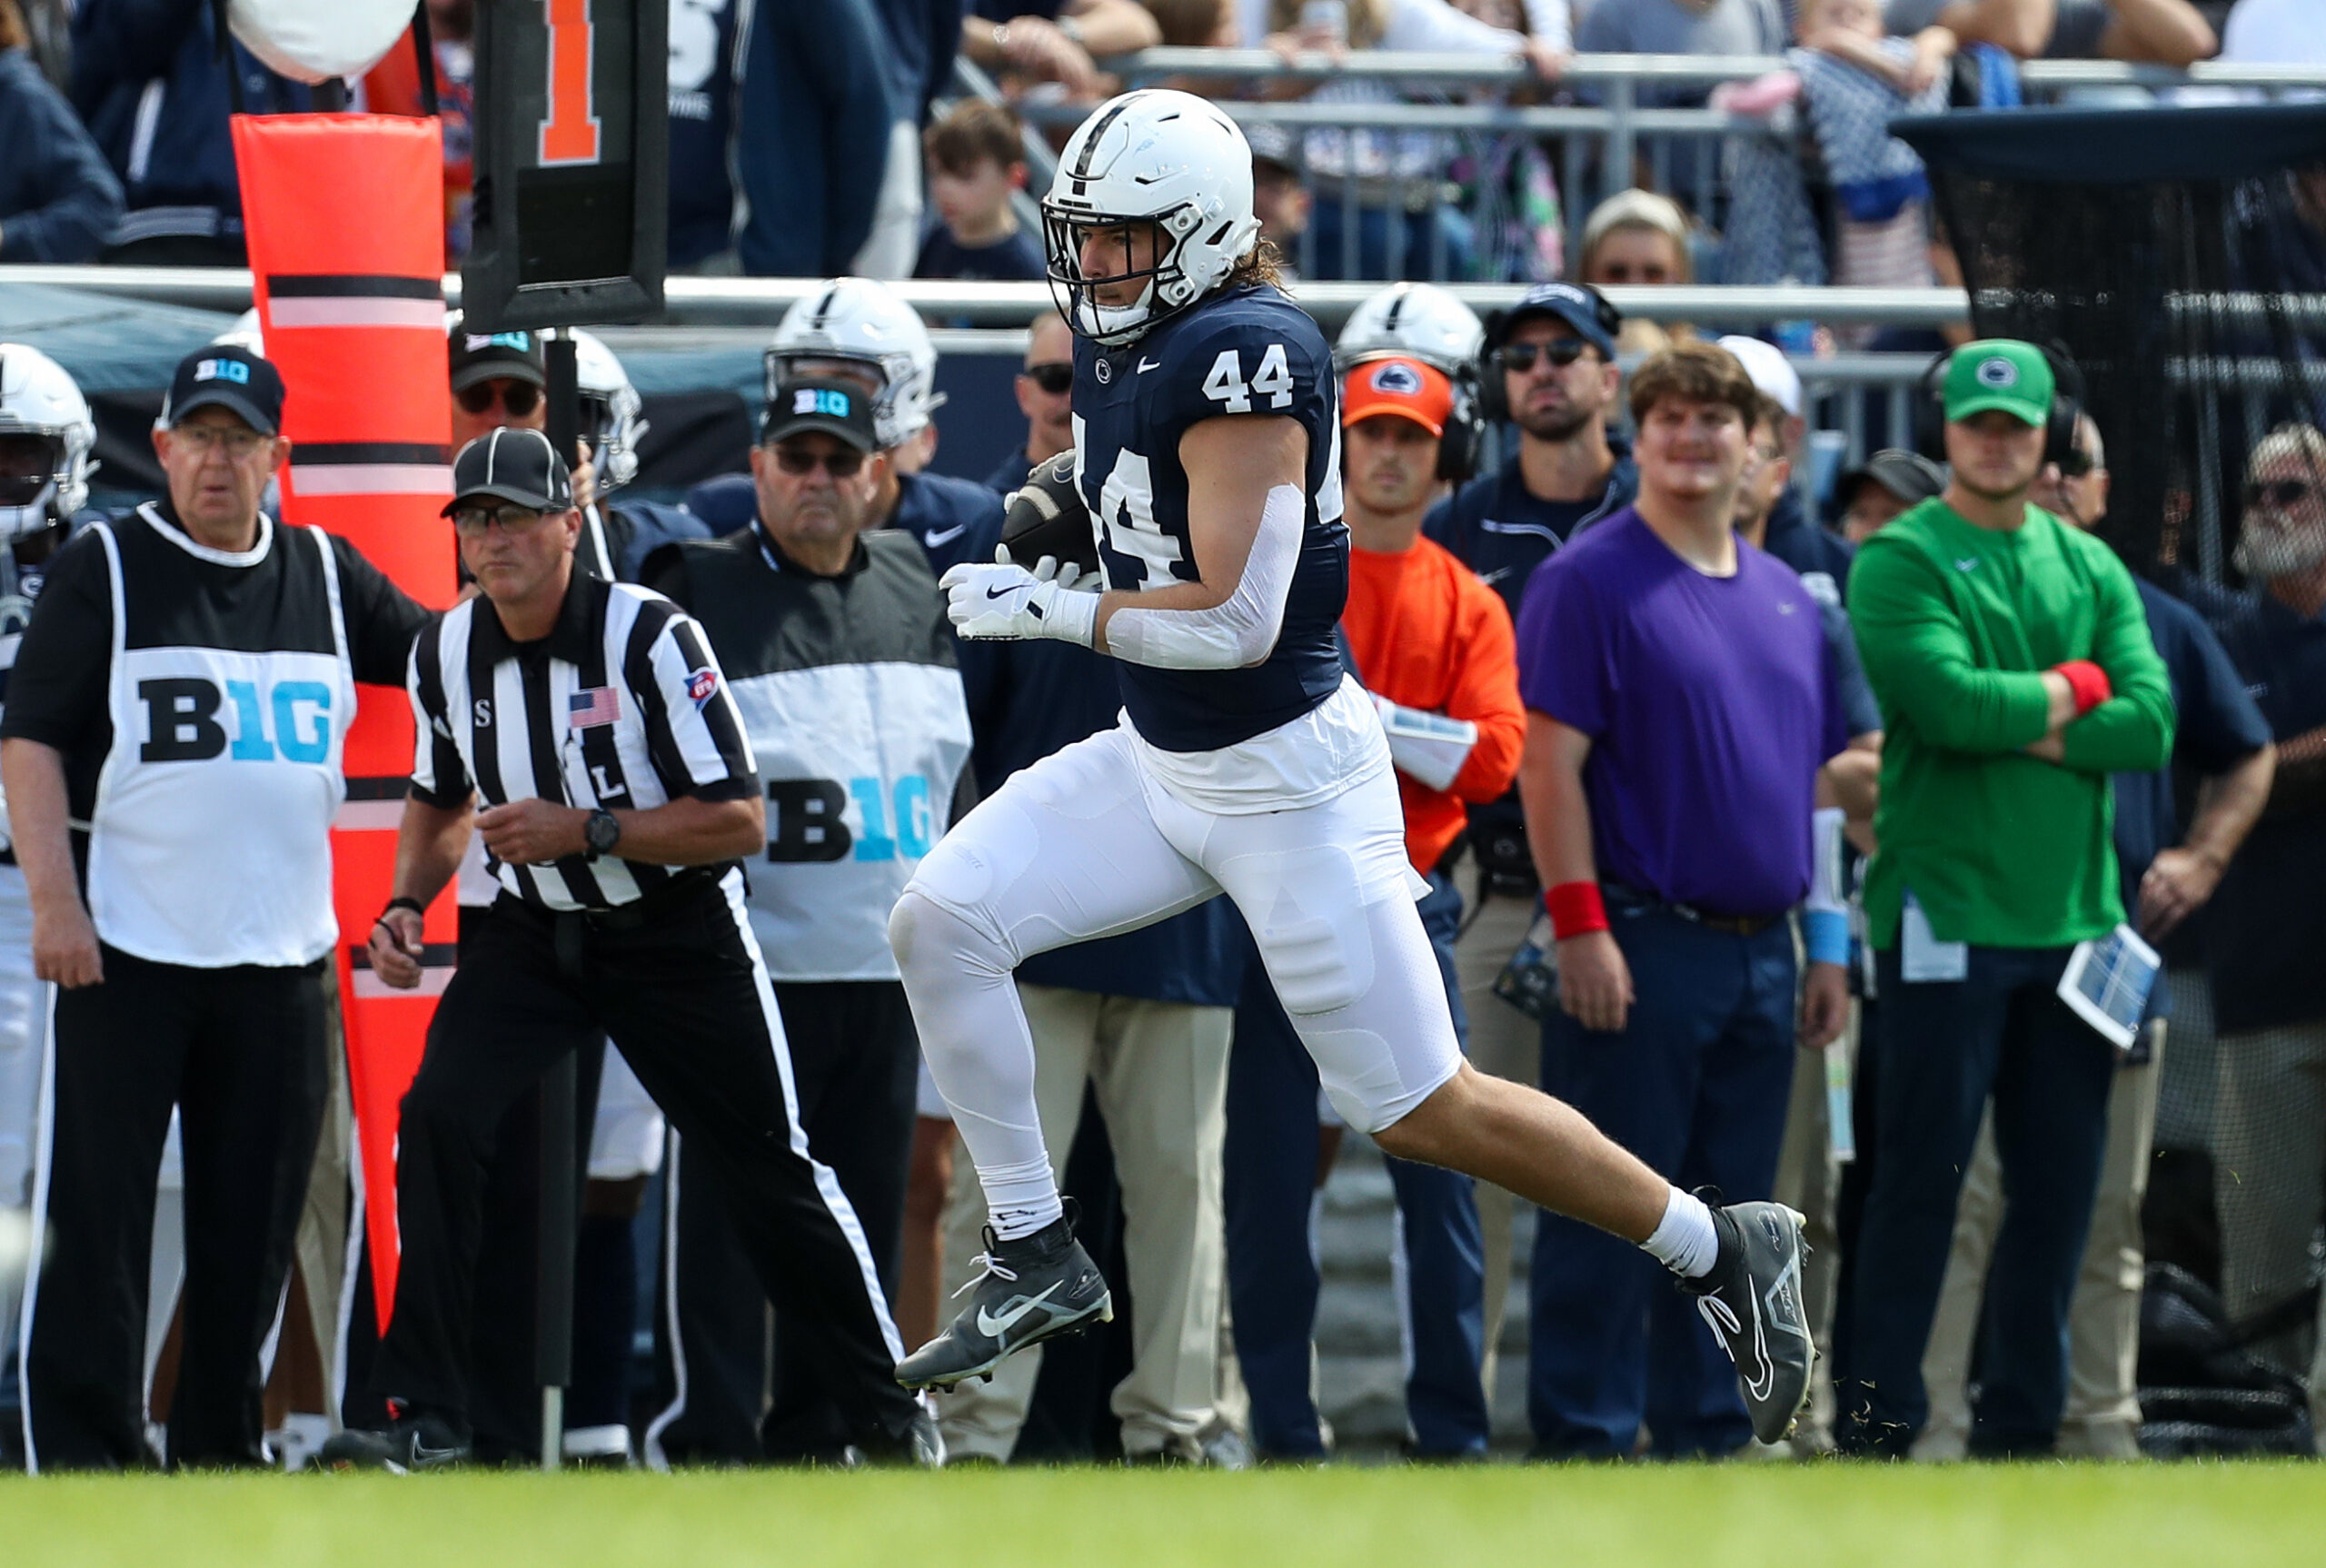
[1000,452,1102,574]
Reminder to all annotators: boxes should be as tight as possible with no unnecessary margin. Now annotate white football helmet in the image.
[1337,283,1485,377]
[0,345,95,540]
[569,328,648,494]
[212,307,265,357]
[1041,89,1261,347]
[765,278,940,452]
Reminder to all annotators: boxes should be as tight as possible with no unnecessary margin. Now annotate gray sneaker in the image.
[315,1405,472,1473]
[895,1216,1111,1393]
[1683,1201,1814,1445]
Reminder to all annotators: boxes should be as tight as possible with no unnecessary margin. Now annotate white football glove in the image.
[996,541,1099,594]
[941,553,1100,646]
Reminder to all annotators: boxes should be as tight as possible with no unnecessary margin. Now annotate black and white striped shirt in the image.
[407,569,758,911]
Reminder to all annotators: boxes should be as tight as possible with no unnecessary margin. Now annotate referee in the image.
[321,429,933,1469]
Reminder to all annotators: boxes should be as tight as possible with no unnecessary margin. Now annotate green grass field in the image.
[5,1462,2324,1568]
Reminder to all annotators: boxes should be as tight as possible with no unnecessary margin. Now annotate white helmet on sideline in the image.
[569,328,648,494]
[0,345,95,539]
[212,307,265,358]
[1041,89,1261,347]
[1337,283,1485,377]
[765,278,940,452]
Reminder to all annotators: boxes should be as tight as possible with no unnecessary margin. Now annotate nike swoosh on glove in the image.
[940,559,1100,646]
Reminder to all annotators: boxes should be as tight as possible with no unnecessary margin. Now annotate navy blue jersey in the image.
[1075,285,1347,752]
[1423,442,1637,623]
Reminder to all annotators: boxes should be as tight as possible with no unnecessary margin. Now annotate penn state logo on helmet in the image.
[1040,89,1263,347]
[1976,356,2019,389]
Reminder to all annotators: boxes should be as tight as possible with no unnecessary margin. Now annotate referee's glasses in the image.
[456,380,542,418]
[451,504,556,535]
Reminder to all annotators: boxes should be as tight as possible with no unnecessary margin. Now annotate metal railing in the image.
[1002,51,2326,279]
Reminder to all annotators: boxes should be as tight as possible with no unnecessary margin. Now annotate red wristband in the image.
[1544,880,1609,940]
[2052,660,2112,716]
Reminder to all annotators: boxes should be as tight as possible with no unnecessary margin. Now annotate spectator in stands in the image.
[0,0,124,263]
[663,0,744,270]
[1516,342,1851,1459]
[363,1,476,264]
[1247,128,1312,272]
[1228,357,1524,1461]
[1145,0,1229,44]
[2199,423,2326,1405]
[2210,0,2324,74]
[68,0,316,264]
[962,0,1163,98]
[1916,412,2272,1460]
[1575,191,1693,357]
[1884,0,2213,65]
[1426,283,1635,624]
[1252,0,1566,281]
[1575,0,1784,203]
[739,0,900,277]
[1840,341,2174,1457]
[644,377,970,1464]
[688,279,1003,576]
[916,103,1047,283]
[986,313,1077,494]
[1836,447,1946,545]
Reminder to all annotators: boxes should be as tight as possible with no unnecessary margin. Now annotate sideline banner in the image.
[233,112,456,1328]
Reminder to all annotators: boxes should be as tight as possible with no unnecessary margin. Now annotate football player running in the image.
[892,89,1814,1444]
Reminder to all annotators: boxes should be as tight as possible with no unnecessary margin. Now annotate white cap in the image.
[1717,334,1802,420]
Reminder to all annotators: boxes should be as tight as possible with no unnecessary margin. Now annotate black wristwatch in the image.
[584,809,622,858]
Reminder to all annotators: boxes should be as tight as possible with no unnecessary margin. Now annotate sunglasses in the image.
[772,445,866,478]
[1020,362,1075,395]
[2055,449,2096,478]
[2245,479,2316,509]
[456,380,542,418]
[451,504,555,534]
[1497,340,1595,374]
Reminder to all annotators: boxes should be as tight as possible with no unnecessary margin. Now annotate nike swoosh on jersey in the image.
[1138,358,1161,373]
[923,523,969,548]
[977,1281,1064,1339]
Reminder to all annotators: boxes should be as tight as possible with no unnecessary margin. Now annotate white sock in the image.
[979,1156,1064,1242]
[1640,1186,1720,1279]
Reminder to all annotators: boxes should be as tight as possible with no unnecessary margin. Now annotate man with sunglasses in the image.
[5,344,432,1469]
[632,380,970,1463]
[2186,422,2326,1431]
[984,313,1077,496]
[323,426,936,1470]
[1916,412,2273,1459]
[1839,341,2175,1458]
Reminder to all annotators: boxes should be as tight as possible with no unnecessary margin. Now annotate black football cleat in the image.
[1682,1201,1815,1445]
[895,1216,1111,1393]
[315,1405,472,1474]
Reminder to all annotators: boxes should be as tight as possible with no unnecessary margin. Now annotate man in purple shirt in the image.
[1515,342,1852,1458]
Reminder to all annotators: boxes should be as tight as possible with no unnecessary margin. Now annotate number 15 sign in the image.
[464,0,668,332]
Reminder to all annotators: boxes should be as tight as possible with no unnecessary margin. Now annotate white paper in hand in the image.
[2056,923,2162,1052]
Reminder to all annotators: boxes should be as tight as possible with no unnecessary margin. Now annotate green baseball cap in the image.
[1943,340,2054,426]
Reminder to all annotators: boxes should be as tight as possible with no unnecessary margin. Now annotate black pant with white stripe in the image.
[25,949,329,1471]
[651,979,919,1463]
[369,870,918,1451]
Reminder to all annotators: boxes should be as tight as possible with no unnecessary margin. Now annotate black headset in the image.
[1914,340,2088,467]
[1476,283,1625,427]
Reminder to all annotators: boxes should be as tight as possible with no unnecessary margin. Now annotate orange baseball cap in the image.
[1341,357,1454,437]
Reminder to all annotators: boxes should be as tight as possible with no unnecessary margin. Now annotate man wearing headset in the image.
[1839,340,2174,1458]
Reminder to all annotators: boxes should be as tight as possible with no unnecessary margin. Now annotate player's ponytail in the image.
[1225,238,1288,293]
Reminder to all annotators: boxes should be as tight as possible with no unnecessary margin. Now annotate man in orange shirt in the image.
[1225,356,1526,1458]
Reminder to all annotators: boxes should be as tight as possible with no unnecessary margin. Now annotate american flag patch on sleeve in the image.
[569,687,621,729]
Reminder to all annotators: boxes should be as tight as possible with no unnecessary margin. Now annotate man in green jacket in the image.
[1840,341,2175,1457]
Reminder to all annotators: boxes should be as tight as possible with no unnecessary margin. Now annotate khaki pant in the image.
[937,983,1231,1461]
[1771,1018,1851,1451]
[1446,868,1537,1410]
[1918,1021,2164,1460]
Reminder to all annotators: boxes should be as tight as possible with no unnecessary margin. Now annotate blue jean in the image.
[1225,873,1487,1456]
[1838,946,2116,1457]
[1527,901,1797,1459]
[1303,200,1475,283]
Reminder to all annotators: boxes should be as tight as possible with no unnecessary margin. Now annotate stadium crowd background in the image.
[1,0,2325,1473]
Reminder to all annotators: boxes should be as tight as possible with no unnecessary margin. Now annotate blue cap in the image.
[1492,283,1620,361]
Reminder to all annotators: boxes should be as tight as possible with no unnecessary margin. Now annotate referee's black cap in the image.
[447,315,548,392]
[162,344,284,435]
[442,427,574,516]
[761,377,880,452]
